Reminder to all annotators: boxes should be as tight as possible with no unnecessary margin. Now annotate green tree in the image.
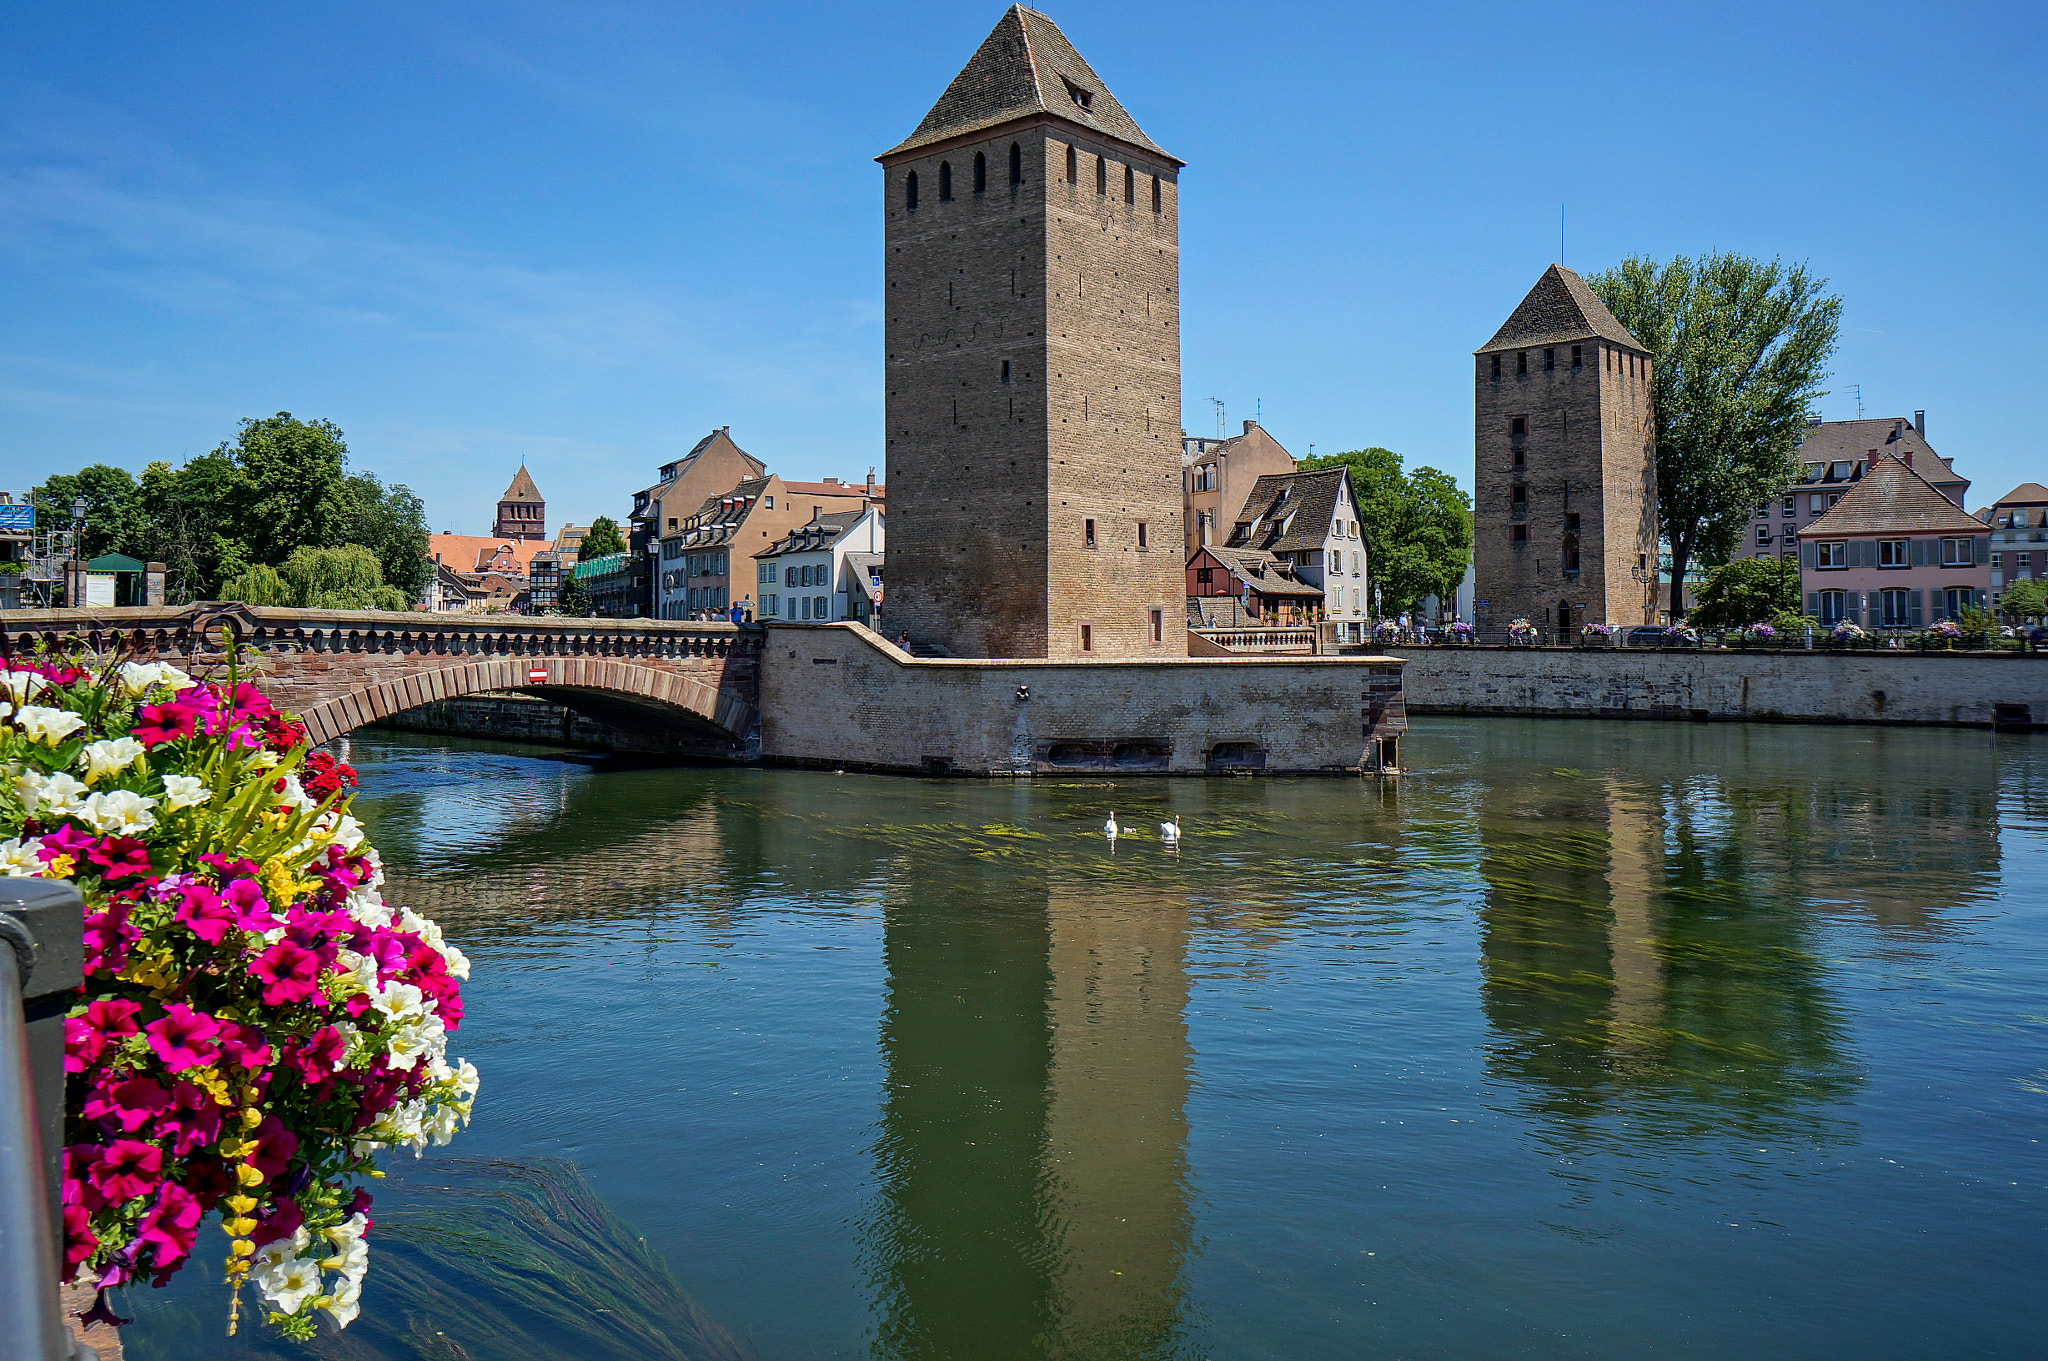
[579,516,626,560]
[29,465,141,560]
[342,472,431,601]
[217,563,291,606]
[1688,556,1802,629]
[1998,578,2047,621]
[555,568,591,617]
[222,546,408,611]
[1587,254,1841,618]
[216,413,355,568]
[1297,448,1473,615]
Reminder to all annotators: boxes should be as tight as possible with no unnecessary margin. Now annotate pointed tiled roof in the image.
[1476,264,1645,355]
[1227,468,1354,554]
[498,466,542,503]
[1994,482,2048,505]
[1800,454,1988,537]
[1793,418,1961,489]
[881,6,1175,163]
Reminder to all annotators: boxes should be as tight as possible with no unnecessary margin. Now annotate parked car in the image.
[1623,627,1668,647]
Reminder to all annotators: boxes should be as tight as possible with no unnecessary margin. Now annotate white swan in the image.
[1159,816,1181,846]
[1103,811,1120,839]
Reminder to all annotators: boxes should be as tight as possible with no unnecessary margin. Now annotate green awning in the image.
[87,553,147,573]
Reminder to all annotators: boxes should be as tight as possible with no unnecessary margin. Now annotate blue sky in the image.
[4,0,2043,534]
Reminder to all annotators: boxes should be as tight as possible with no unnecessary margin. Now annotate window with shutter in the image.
[1806,591,1820,617]
[1910,590,1924,626]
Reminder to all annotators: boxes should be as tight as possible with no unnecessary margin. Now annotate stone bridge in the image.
[0,604,761,756]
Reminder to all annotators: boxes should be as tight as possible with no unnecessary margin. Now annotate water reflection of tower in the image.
[1476,771,1860,1142]
[867,856,1193,1361]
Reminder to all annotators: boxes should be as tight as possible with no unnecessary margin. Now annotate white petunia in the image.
[324,1212,371,1254]
[159,773,208,810]
[319,1236,368,1276]
[0,671,49,705]
[19,769,90,819]
[79,737,146,784]
[317,1273,361,1328]
[440,943,471,981]
[274,773,315,812]
[0,837,44,876]
[254,1254,324,1316]
[14,706,86,746]
[77,789,157,834]
[248,749,283,771]
[383,1016,444,1071]
[327,813,366,852]
[371,982,425,1024]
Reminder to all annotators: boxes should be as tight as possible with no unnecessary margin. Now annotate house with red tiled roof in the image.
[1977,483,2048,607]
[1796,452,1990,628]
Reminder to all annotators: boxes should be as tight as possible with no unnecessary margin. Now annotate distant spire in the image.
[880,5,1177,163]
[498,465,543,503]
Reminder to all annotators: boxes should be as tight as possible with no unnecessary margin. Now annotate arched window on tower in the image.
[1010,142,1023,185]
[973,152,986,194]
[1066,145,1077,183]
[905,171,918,211]
[1096,155,1107,195]
[938,161,952,201]
[1124,164,1134,203]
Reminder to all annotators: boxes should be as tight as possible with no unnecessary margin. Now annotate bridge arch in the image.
[297,656,755,748]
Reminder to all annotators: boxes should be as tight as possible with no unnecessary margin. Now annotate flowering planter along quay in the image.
[0,654,477,1347]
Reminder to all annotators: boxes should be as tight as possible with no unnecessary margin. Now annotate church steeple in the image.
[493,465,546,542]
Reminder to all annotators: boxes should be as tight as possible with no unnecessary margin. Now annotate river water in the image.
[125,719,2046,1360]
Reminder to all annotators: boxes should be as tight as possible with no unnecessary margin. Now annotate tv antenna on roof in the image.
[1209,397,1225,437]
[1846,384,1864,419]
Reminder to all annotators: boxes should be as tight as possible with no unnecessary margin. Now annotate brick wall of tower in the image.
[883,131,1053,658]
[1041,131,1184,659]
[882,120,1183,659]
[1473,343,1657,634]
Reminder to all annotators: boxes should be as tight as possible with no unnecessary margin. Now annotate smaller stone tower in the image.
[1473,265,1658,639]
[493,466,546,542]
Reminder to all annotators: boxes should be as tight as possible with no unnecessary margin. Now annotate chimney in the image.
[823,477,839,486]
[721,425,729,434]
[1914,410,1925,436]
[1868,449,1880,474]
[1244,419,1257,434]
[866,466,876,494]
[1904,451,1913,467]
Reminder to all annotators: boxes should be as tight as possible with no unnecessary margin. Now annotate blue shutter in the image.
[1806,591,1820,617]
[1910,590,1924,626]
[1848,590,1861,624]
[1800,541,1817,569]
[1911,538,1926,565]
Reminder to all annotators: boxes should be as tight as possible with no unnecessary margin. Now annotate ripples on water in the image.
[126,720,2047,1360]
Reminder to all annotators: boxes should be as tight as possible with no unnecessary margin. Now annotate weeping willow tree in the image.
[219,545,410,611]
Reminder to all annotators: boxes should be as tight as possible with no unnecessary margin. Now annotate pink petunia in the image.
[282,1026,346,1084]
[248,1193,303,1249]
[135,1183,203,1269]
[81,903,139,977]
[143,1004,219,1072]
[249,940,323,1006]
[84,836,156,884]
[81,1075,173,1134]
[247,1114,299,1180]
[215,1020,273,1072]
[67,999,145,1072]
[130,698,200,747]
[171,883,238,944]
[87,1139,163,1205]
[221,878,277,932]
[159,1081,223,1157]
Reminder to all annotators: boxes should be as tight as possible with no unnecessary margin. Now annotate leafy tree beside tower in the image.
[1587,254,1841,619]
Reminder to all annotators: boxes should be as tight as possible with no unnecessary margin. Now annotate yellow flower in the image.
[44,853,75,879]
[225,1194,258,1215]
[235,1162,266,1187]
[229,1239,255,1258]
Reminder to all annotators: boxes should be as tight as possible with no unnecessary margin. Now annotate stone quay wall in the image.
[1382,644,2048,727]
[758,622,1406,775]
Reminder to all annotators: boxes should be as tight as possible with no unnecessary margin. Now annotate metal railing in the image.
[2,877,89,1361]
[1333,626,2048,653]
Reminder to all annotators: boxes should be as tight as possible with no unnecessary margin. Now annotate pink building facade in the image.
[1796,452,1990,627]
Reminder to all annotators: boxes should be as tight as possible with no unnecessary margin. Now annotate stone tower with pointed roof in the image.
[1474,265,1658,637]
[878,6,1185,658]
[493,465,546,543]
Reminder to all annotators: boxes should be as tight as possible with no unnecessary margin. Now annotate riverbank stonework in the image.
[759,622,1406,775]
[1384,644,2048,727]
[376,693,621,750]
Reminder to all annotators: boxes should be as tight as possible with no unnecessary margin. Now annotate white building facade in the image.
[754,506,885,624]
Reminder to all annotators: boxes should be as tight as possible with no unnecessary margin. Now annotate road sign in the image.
[527,667,547,683]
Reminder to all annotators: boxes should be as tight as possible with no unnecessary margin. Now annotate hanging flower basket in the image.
[1579,622,1614,646]
[1506,619,1537,646]
[1446,621,1475,644]
[1,656,478,1341]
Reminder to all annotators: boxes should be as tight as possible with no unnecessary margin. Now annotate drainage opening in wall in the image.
[1994,703,2032,731]
[1045,742,1104,768]
[1112,741,1169,769]
[1207,742,1267,771]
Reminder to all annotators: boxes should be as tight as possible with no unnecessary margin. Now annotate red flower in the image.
[84,836,156,884]
[135,1183,202,1269]
[61,1202,99,1274]
[282,1026,346,1084]
[130,699,200,747]
[143,1004,220,1072]
[65,998,141,1072]
[250,940,323,1006]
[247,1192,303,1249]
[247,1114,298,1180]
[160,1081,223,1157]
[82,1075,173,1134]
[214,1021,273,1072]
[87,1140,163,1205]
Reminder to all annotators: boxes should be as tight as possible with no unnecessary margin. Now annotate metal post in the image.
[1,879,88,1361]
